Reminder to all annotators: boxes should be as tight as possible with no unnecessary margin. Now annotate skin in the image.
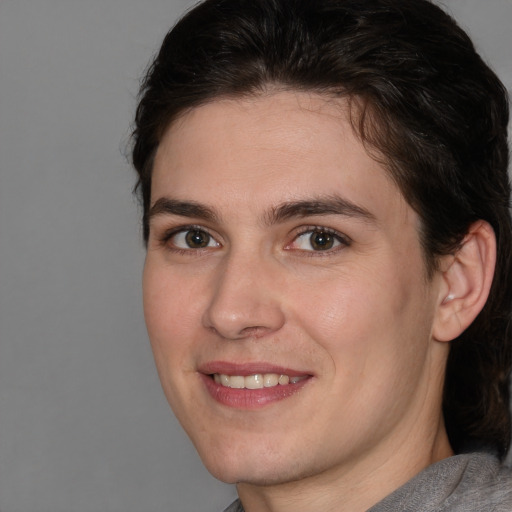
[143,91,454,512]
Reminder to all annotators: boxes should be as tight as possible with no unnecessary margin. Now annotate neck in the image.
[236,415,453,512]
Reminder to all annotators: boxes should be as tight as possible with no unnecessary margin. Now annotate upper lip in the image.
[198,361,312,377]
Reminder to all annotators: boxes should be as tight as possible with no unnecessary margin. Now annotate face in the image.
[143,91,448,487]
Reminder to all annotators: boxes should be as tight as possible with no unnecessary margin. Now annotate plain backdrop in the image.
[0,1,510,511]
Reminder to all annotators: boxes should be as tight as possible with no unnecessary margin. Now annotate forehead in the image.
[152,91,413,229]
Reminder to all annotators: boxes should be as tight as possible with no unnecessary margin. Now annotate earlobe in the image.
[433,221,496,342]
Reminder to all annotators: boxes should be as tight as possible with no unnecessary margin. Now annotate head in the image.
[132,0,512,464]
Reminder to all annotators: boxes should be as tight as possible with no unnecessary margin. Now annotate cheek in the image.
[142,262,202,373]
[292,260,430,375]
[291,268,382,345]
[293,266,435,436]
[142,262,212,421]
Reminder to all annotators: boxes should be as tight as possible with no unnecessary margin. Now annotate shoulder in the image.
[371,452,512,512]
[222,499,244,512]
[443,452,512,512]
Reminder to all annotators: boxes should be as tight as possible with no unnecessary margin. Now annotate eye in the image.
[167,228,220,250]
[290,228,348,252]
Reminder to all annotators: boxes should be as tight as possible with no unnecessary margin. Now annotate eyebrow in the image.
[148,198,218,223]
[264,195,376,226]
[147,195,376,226]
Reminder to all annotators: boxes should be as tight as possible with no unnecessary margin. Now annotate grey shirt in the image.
[222,452,512,511]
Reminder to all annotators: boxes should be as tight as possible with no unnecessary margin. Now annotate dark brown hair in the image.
[132,0,512,458]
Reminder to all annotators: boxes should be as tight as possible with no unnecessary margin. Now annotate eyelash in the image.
[157,224,351,255]
[288,226,351,256]
[159,224,220,255]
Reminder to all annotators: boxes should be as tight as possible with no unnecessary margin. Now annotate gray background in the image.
[0,1,510,511]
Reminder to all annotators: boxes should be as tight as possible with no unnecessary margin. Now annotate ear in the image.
[432,221,496,342]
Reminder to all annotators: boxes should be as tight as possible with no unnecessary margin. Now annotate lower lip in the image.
[200,374,310,409]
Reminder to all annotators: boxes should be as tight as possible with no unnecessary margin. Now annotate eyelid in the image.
[154,223,350,254]
[286,225,351,253]
[159,224,222,250]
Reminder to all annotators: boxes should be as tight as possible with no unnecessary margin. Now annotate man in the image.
[131,0,512,510]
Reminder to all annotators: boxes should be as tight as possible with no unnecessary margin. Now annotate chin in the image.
[194,442,275,483]
[194,439,315,486]
[204,461,303,486]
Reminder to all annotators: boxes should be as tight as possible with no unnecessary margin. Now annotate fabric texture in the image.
[221,452,512,511]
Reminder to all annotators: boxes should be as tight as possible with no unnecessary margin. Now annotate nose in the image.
[202,251,286,340]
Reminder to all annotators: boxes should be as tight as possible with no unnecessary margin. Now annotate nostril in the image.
[239,326,271,338]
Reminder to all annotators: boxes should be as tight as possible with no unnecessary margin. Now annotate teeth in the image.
[229,376,245,389]
[278,374,289,385]
[263,374,278,387]
[245,374,263,389]
[213,373,306,389]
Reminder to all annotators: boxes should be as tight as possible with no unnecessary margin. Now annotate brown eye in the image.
[289,228,348,252]
[309,231,335,250]
[184,229,211,248]
[168,228,220,250]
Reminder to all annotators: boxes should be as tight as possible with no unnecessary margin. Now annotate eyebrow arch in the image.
[264,195,376,225]
[148,197,219,223]
[148,194,375,227]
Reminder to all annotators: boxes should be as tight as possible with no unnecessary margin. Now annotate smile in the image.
[213,373,308,389]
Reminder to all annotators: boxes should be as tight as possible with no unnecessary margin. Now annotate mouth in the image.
[199,363,312,409]
[212,373,308,389]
